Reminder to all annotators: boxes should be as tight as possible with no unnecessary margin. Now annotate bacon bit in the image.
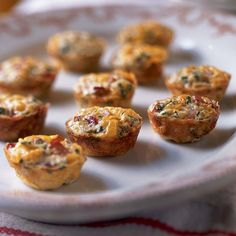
[85,115,98,125]
[188,109,197,119]
[108,74,118,83]
[193,96,204,104]
[14,63,23,70]
[204,70,214,77]
[6,143,16,149]
[44,73,55,80]
[74,115,81,122]
[93,86,110,96]
[50,136,68,155]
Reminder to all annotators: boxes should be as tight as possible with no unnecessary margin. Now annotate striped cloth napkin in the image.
[1,184,236,236]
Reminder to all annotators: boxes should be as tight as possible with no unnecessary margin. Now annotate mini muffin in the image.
[47,31,105,73]
[148,95,220,143]
[112,44,167,84]
[4,135,86,190]
[74,70,137,109]
[66,106,142,157]
[165,65,231,101]
[0,56,57,98]
[0,94,48,142]
[117,21,174,48]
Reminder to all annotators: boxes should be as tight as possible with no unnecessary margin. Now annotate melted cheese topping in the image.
[74,70,137,99]
[113,44,167,69]
[0,57,56,85]
[168,65,231,89]
[67,106,142,139]
[47,31,105,58]
[0,94,44,117]
[6,135,84,169]
[149,95,219,120]
[118,21,174,46]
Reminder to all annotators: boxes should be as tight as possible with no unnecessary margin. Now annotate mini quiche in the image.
[74,70,137,108]
[148,95,220,143]
[0,94,48,142]
[4,135,86,190]
[0,56,57,98]
[66,106,142,157]
[47,31,105,73]
[165,65,231,101]
[112,43,168,84]
[117,21,174,48]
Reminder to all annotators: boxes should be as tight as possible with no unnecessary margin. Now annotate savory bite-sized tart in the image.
[112,43,168,84]
[66,106,142,157]
[74,70,137,108]
[148,95,220,143]
[117,21,174,48]
[165,65,231,101]
[0,56,57,98]
[4,135,86,190]
[47,31,105,73]
[0,94,48,142]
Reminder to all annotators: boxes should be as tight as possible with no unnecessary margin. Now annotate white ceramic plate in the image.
[173,0,236,11]
[0,2,236,224]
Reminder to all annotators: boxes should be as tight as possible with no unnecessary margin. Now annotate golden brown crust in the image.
[112,44,167,84]
[74,70,137,108]
[117,21,174,48]
[66,124,140,157]
[148,113,218,143]
[0,80,55,98]
[47,31,105,73]
[0,94,48,141]
[165,65,231,101]
[0,57,57,98]
[5,157,84,190]
[133,63,163,84]
[4,135,86,190]
[148,95,220,143]
[65,106,142,157]
[0,104,48,142]
[52,54,102,73]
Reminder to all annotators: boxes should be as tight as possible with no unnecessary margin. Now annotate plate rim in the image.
[1,3,236,222]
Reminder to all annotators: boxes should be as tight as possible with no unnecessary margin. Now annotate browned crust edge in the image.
[0,104,48,142]
[0,74,56,98]
[113,63,163,85]
[65,120,141,157]
[148,109,219,143]
[165,77,230,101]
[4,148,84,190]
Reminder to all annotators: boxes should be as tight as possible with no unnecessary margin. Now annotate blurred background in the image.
[1,0,236,15]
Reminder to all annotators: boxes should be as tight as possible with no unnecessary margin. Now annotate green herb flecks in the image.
[60,44,70,54]
[75,149,80,154]
[181,76,188,84]
[20,141,32,146]
[0,107,6,115]
[135,52,150,66]
[156,103,165,112]
[159,111,168,117]
[186,96,192,105]
[118,83,127,98]
[193,71,201,81]
[173,111,179,118]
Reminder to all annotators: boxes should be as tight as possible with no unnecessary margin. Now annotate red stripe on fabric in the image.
[0,226,44,236]
[1,217,236,236]
[82,217,236,236]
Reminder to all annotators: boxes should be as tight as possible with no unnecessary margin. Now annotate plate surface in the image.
[0,3,236,224]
